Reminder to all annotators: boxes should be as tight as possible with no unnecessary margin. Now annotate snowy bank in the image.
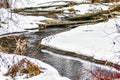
[0,52,70,80]
[41,17,120,65]
[0,0,88,36]
[0,0,115,36]
[0,8,53,36]
[9,0,88,8]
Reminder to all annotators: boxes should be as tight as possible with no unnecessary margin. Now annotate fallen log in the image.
[13,9,63,14]
[66,5,120,20]
[39,18,106,28]
[12,1,78,13]
[41,45,120,70]
[56,1,78,9]
[12,1,90,14]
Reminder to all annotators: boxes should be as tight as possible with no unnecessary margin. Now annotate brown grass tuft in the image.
[5,58,41,78]
[14,38,27,55]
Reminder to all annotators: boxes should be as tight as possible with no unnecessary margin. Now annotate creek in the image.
[21,28,117,80]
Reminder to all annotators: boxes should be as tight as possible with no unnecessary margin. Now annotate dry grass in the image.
[0,36,28,54]
[14,37,27,55]
[0,45,8,53]
[5,58,41,78]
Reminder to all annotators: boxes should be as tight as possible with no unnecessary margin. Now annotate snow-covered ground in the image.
[0,52,70,80]
[41,17,120,64]
[0,0,88,36]
[0,0,117,36]
[9,0,88,9]
[0,8,53,36]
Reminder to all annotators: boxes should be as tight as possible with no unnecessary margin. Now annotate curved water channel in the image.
[20,28,118,80]
[0,27,119,79]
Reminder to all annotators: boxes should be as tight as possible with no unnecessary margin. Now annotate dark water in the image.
[21,29,119,80]
[21,29,90,80]
[0,27,119,79]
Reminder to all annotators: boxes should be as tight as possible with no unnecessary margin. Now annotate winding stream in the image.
[20,28,118,80]
[0,25,119,79]
[1,5,119,79]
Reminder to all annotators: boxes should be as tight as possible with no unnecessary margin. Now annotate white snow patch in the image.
[0,52,70,80]
[41,17,120,64]
[0,9,53,36]
[9,0,88,9]
[72,4,109,14]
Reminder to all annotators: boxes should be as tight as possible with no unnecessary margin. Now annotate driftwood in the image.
[39,18,106,28]
[13,9,63,14]
[13,1,89,15]
[13,1,81,11]
[12,2,120,29]
[41,45,120,70]
[66,5,120,20]
[12,1,78,13]
[91,0,120,3]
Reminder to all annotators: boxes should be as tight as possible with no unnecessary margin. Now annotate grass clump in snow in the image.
[5,58,41,78]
